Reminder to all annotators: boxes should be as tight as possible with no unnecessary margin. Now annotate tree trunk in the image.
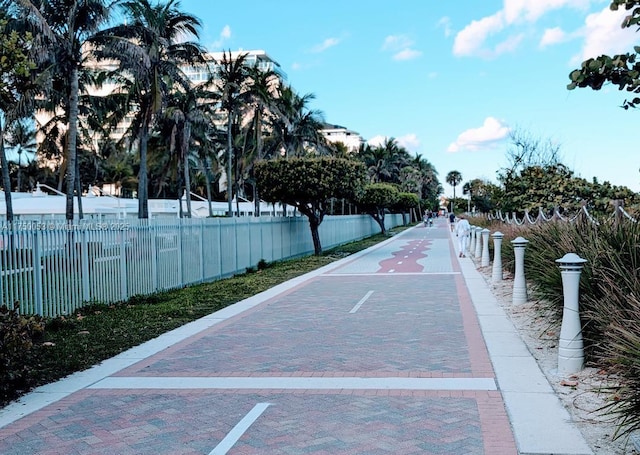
[177,160,184,219]
[226,113,233,217]
[65,66,80,222]
[138,121,149,219]
[253,184,260,217]
[0,118,14,223]
[183,122,192,218]
[203,159,213,217]
[372,210,386,235]
[308,216,322,255]
[75,150,83,220]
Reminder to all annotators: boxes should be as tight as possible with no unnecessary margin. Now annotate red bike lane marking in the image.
[377,239,432,273]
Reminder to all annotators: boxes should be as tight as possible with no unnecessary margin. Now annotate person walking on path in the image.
[455,214,471,257]
[449,212,455,232]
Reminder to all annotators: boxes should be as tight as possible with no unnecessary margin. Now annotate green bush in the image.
[0,303,44,403]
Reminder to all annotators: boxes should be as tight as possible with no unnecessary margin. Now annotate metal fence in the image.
[0,214,404,317]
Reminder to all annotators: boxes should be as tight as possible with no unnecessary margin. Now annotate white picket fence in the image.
[0,214,404,317]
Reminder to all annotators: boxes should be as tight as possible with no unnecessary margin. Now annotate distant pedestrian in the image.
[455,214,471,257]
[449,212,455,232]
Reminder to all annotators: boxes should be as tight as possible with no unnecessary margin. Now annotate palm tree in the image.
[191,121,224,217]
[462,181,472,213]
[215,50,250,217]
[5,119,37,191]
[16,0,112,221]
[359,138,410,184]
[92,0,205,219]
[269,85,326,158]
[0,1,40,222]
[163,78,218,217]
[243,65,279,215]
[446,170,463,213]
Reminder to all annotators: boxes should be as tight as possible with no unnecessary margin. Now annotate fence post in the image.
[199,219,205,282]
[481,228,491,267]
[150,220,158,291]
[555,253,587,374]
[177,219,184,285]
[474,227,483,258]
[32,229,43,316]
[119,228,128,301]
[511,237,529,304]
[81,227,90,302]
[491,231,504,282]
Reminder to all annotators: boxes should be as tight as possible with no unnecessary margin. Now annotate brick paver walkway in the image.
[0,219,518,454]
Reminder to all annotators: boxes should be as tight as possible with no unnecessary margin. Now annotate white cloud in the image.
[397,134,421,152]
[539,27,568,48]
[393,49,422,61]
[454,0,592,58]
[447,117,510,153]
[453,13,504,57]
[211,25,232,50]
[311,37,340,53]
[382,34,421,61]
[382,34,414,51]
[367,135,387,147]
[503,0,591,24]
[578,6,637,61]
[494,33,525,55]
[437,16,453,37]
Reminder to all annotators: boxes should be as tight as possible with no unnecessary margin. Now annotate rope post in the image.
[469,225,477,254]
[481,228,491,267]
[613,200,623,228]
[555,253,588,375]
[491,231,504,282]
[511,237,529,304]
[474,227,483,258]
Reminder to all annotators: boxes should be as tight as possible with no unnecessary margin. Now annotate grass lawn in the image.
[4,227,407,407]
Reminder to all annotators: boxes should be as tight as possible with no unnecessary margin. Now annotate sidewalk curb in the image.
[456,254,593,455]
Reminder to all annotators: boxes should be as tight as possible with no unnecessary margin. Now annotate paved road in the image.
[0,219,592,454]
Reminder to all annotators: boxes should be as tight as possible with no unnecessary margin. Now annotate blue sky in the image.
[178,0,639,196]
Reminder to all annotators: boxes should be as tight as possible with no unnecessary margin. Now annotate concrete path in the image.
[0,219,593,454]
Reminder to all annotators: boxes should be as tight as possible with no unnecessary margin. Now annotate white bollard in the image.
[555,253,588,375]
[492,231,504,282]
[474,227,483,258]
[511,237,529,304]
[481,229,491,267]
[469,225,476,255]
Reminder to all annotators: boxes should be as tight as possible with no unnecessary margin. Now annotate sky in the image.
[177,0,640,196]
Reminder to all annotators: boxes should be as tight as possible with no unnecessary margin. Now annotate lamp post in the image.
[555,253,588,375]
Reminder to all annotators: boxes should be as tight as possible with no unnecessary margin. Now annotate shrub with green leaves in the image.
[0,304,44,403]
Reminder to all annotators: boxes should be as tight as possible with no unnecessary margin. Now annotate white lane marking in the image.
[404,255,409,259]
[349,290,374,314]
[388,269,395,273]
[90,377,497,391]
[209,403,271,455]
[323,272,460,276]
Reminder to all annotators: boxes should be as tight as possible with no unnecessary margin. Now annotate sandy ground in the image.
[471,260,639,455]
